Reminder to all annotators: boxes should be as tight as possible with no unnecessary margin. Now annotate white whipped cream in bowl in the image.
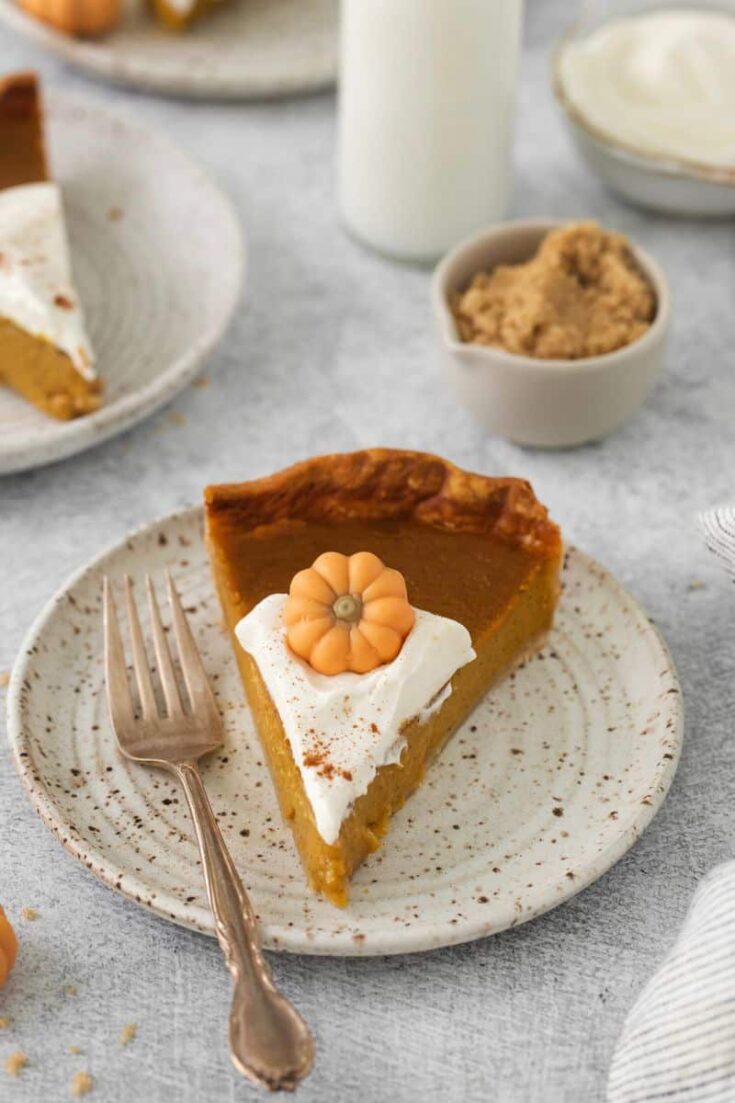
[553,5,735,215]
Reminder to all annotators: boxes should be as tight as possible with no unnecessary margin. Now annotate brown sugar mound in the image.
[452,221,656,360]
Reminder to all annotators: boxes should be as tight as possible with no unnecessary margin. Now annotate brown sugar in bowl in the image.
[432,219,670,448]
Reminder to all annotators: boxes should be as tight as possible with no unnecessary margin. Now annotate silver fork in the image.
[103,571,314,1092]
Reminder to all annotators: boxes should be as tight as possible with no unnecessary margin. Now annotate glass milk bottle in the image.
[338,0,524,263]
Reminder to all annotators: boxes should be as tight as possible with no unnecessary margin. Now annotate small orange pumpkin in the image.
[284,551,415,676]
[0,906,18,988]
[20,0,121,36]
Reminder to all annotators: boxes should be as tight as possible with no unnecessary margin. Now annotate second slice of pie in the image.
[0,73,101,420]
[205,449,563,907]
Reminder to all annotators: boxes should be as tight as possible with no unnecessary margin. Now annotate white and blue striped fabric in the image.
[700,507,735,583]
[607,507,735,1103]
[608,863,735,1102]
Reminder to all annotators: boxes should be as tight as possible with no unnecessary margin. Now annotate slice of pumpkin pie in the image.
[205,449,563,907]
[0,73,101,420]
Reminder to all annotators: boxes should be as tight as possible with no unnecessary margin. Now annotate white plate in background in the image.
[0,0,338,99]
[0,94,244,475]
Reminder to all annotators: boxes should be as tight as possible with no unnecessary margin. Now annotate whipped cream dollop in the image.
[0,182,95,379]
[236,594,476,845]
[559,9,735,168]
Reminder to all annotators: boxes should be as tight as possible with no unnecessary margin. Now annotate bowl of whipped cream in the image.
[553,4,735,216]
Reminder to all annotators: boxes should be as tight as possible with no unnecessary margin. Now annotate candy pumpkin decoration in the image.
[0,906,18,988]
[284,551,415,676]
[20,0,121,36]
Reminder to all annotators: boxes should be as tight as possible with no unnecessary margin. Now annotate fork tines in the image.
[103,572,219,729]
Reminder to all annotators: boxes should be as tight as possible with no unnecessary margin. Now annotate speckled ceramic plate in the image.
[0,94,243,476]
[6,509,683,956]
[0,0,337,99]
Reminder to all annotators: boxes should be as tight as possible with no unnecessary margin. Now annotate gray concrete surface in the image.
[2,2,735,1099]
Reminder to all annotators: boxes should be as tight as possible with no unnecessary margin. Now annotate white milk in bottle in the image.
[338,0,524,262]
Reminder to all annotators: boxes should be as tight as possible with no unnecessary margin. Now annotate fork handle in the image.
[177,762,313,1091]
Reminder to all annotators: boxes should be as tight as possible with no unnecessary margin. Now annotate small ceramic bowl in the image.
[552,33,735,217]
[431,219,670,449]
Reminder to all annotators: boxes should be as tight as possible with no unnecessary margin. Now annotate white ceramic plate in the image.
[0,0,337,99]
[6,508,683,956]
[0,95,243,475]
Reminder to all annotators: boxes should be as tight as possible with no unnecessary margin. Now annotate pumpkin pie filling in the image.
[205,449,563,907]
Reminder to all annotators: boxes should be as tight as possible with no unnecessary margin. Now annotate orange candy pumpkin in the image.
[0,906,18,988]
[20,0,121,36]
[284,551,415,676]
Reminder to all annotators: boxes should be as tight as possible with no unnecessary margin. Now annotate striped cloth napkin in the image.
[700,508,735,582]
[607,506,735,1103]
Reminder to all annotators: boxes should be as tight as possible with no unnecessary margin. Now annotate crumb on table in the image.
[20,907,39,921]
[0,672,9,689]
[64,985,79,997]
[4,1051,27,1077]
[118,1024,137,1048]
[0,1018,11,1029]
[70,1070,93,1097]
[68,1045,82,1055]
